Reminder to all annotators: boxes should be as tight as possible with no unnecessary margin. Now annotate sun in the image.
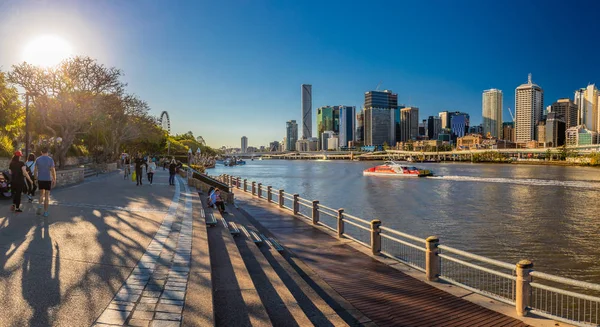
[22,35,73,67]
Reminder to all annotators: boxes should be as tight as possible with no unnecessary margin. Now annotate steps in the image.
[198,194,358,326]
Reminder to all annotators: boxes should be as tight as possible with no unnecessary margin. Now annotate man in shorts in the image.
[34,147,57,217]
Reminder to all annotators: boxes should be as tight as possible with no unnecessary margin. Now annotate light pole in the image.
[24,93,30,158]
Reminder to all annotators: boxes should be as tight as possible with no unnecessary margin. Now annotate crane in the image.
[375,80,382,91]
[507,107,515,122]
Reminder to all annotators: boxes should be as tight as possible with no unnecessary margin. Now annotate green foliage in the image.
[0,133,13,157]
[189,164,206,173]
[0,72,24,142]
[588,152,600,166]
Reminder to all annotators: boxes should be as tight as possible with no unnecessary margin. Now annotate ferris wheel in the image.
[160,111,171,134]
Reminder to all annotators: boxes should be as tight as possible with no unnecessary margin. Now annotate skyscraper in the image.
[400,107,419,142]
[549,98,578,129]
[450,112,469,138]
[317,106,335,150]
[502,122,515,142]
[482,89,503,138]
[574,84,599,132]
[364,90,398,109]
[338,106,356,148]
[364,108,395,146]
[439,111,450,129]
[427,116,442,140]
[301,84,312,139]
[241,136,248,153]
[515,74,544,143]
[286,120,298,151]
[356,110,364,142]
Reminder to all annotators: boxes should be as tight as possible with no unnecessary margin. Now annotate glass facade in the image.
[339,106,355,148]
[317,106,334,150]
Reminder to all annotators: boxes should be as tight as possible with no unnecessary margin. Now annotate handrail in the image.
[381,233,426,252]
[341,212,370,225]
[344,219,370,232]
[318,204,339,214]
[438,253,516,281]
[530,271,600,292]
[438,245,515,270]
[530,282,600,303]
[380,226,427,244]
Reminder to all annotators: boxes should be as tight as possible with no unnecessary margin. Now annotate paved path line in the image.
[48,201,169,213]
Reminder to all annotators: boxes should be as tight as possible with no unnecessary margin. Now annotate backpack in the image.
[25,162,34,178]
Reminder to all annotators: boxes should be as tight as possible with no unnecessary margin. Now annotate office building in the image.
[327,136,339,150]
[469,124,483,135]
[364,90,398,109]
[549,98,578,129]
[566,125,597,146]
[502,122,515,143]
[364,108,395,146]
[321,131,335,150]
[574,84,599,133]
[439,111,450,129]
[545,112,566,147]
[482,89,503,138]
[450,112,470,138]
[285,120,298,151]
[400,107,419,142]
[296,137,318,152]
[515,74,544,143]
[394,106,405,143]
[427,116,442,140]
[301,84,312,139]
[339,106,356,148]
[355,110,364,142]
[537,120,547,146]
[317,106,335,150]
[418,120,427,138]
[241,136,248,153]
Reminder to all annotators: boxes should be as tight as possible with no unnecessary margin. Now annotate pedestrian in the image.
[9,151,34,213]
[163,157,168,171]
[147,158,156,185]
[25,153,37,202]
[124,155,131,179]
[168,158,177,185]
[214,189,226,214]
[134,154,148,186]
[34,147,56,217]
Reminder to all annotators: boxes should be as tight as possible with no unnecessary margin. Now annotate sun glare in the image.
[22,35,73,67]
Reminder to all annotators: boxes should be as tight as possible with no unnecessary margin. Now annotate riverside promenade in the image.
[0,169,565,326]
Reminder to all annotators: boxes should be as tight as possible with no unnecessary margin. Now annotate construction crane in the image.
[507,107,515,122]
[375,80,382,91]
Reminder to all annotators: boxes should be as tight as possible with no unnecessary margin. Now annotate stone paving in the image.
[94,175,194,327]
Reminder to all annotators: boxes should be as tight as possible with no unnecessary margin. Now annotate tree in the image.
[0,71,23,156]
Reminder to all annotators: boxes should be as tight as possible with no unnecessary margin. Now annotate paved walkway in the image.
[234,191,530,327]
[0,169,185,327]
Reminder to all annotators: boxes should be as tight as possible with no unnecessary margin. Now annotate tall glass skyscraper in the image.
[515,74,543,143]
[317,106,334,150]
[301,84,312,139]
[286,120,298,151]
[482,89,503,138]
[338,106,355,148]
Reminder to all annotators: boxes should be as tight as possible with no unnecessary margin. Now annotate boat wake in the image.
[427,175,600,189]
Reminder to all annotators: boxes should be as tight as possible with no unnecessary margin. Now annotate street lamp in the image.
[24,93,30,158]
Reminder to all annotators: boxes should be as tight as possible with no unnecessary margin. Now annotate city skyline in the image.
[1,1,600,147]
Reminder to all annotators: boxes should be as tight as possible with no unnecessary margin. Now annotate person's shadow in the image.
[21,217,60,326]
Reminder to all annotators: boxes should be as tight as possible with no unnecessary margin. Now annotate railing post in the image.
[370,220,381,256]
[425,236,440,282]
[312,200,319,225]
[293,194,299,215]
[236,177,241,189]
[251,182,256,195]
[257,183,262,198]
[515,260,533,317]
[267,186,272,202]
[337,208,344,238]
[279,190,284,208]
[243,179,247,192]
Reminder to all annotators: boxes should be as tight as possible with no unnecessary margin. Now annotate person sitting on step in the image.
[214,189,226,214]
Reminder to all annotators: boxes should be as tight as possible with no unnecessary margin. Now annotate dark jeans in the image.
[215,200,225,212]
[169,173,175,185]
[26,178,37,197]
[147,172,154,184]
[12,184,23,208]
[136,169,143,185]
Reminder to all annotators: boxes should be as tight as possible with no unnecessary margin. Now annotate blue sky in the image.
[1,0,599,147]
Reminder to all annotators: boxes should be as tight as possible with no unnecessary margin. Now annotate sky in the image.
[1,0,599,148]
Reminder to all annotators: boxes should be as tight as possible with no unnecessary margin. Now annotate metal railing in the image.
[210,173,600,327]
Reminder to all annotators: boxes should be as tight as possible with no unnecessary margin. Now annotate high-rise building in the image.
[482,89,503,138]
[574,84,599,133]
[537,120,547,146]
[545,112,566,147]
[321,131,335,150]
[317,106,335,150]
[286,120,298,151]
[450,112,470,138]
[400,107,419,142]
[439,111,450,129]
[549,98,578,129]
[241,136,248,153]
[338,106,356,148]
[502,122,515,143]
[301,84,312,139]
[364,108,395,146]
[269,141,280,152]
[515,74,544,143]
[364,90,398,109]
[427,116,442,140]
[394,106,405,143]
[355,110,364,142]
[419,120,427,138]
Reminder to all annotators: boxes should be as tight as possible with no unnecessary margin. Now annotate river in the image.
[212,160,600,283]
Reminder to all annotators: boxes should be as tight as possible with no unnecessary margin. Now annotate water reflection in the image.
[214,160,600,282]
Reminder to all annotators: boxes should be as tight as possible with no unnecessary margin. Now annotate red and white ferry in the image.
[363,161,433,177]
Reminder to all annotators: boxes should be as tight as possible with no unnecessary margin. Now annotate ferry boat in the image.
[363,161,433,177]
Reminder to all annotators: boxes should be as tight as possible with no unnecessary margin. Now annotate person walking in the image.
[168,158,177,186]
[134,154,148,186]
[25,153,37,203]
[123,155,131,180]
[9,151,33,213]
[35,147,56,217]
[147,158,157,185]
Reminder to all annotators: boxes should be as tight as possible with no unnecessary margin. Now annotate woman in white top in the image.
[147,158,157,185]
[25,153,37,202]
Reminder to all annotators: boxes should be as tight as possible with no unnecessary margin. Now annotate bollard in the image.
[251,182,256,196]
[236,177,241,189]
[243,179,247,192]
[293,194,299,215]
[267,186,272,202]
[337,209,344,238]
[370,220,381,256]
[425,236,440,281]
[258,183,262,198]
[279,190,284,208]
[515,260,533,317]
[312,200,319,225]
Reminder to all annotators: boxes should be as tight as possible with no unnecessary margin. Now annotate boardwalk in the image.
[234,191,530,327]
